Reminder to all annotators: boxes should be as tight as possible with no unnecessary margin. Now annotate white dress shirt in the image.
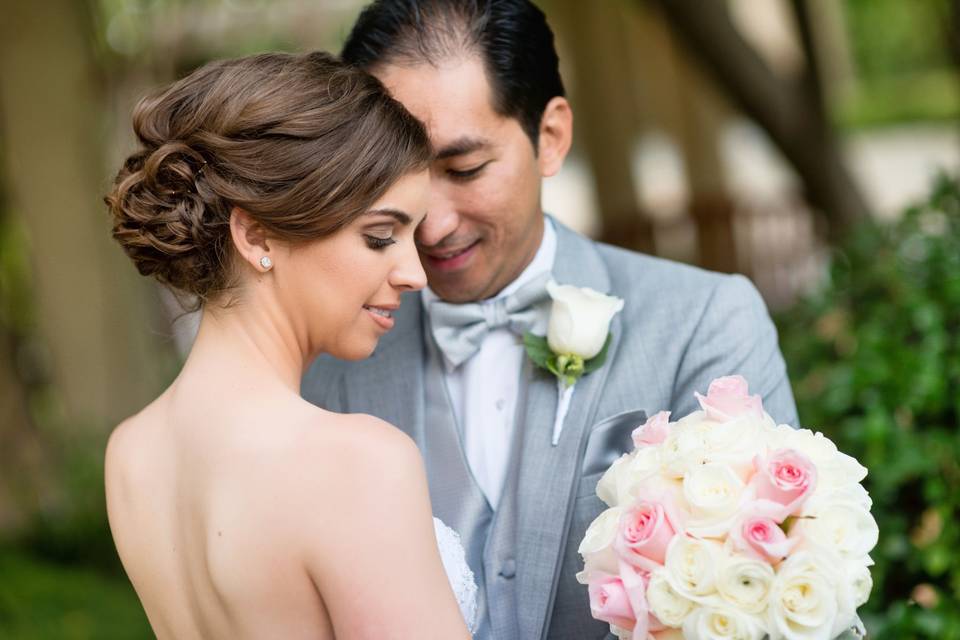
[422,217,556,508]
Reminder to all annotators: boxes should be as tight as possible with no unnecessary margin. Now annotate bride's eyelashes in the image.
[364,234,397,250]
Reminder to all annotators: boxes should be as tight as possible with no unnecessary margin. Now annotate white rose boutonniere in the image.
[524,280,624,445]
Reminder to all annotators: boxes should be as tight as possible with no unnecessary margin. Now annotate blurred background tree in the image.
[778,173,960,639]
[0,0,957,637]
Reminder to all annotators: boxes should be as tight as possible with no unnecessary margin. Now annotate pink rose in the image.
[588,575,636,630]
[618,561,666,639]
[694,375,764,422]
[632,411,672,448]
[614,499,677,570]
[731,503,799,563]
[751,449,817,519]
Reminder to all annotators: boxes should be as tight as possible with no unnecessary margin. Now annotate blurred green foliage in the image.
[777,173,960,638]
[0,549,151,640]
[845,0,953,80]
[840,0,960,127]
[2,144,148,640]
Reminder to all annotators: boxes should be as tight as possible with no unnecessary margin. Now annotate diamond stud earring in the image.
[259,256,273,270]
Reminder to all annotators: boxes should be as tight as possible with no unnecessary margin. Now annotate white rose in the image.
[794,501,879,560]
[596,447,661,507]
[715,553,775,615]
[764,423,796,450]
[683,463,746,538]
[803,482,872,514]
[661,423,710,478]
[841,561,873,610]
[578,506,624,556]
[701,414,766,479]
[665,535,724,600]
[682,604,765,640]
[647,569,695,627]
[768,551,840,640]
[545,280,624,359]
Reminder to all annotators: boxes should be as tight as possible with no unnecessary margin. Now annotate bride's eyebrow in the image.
[364,208,412,225]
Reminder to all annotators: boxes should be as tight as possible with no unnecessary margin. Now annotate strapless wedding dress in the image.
[433,518,479,634]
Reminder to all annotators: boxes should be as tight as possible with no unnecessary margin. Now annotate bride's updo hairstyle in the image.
[106,51,430,308]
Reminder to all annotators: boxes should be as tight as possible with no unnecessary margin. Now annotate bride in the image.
[104,51,476,639]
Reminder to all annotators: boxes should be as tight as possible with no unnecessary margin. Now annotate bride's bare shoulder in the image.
[286,402,423,481]
[104,399,165,476]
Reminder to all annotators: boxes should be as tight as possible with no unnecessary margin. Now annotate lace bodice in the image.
[433,518,479,634]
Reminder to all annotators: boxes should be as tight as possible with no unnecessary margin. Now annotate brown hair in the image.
[106,51,430,308]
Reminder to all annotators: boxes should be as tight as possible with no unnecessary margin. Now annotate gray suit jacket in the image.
[301,219,798,640]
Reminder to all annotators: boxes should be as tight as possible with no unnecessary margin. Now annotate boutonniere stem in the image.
[524,281,624,445]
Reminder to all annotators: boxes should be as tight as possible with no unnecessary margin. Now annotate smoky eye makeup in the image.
[364,235,397,250]
[361,224,395,250]
[360,208,415,249]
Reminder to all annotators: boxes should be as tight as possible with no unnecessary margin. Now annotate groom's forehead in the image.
[373,57,507,141]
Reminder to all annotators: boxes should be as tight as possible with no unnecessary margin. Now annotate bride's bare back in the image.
[107,383,333,638]
[106,361,468,639]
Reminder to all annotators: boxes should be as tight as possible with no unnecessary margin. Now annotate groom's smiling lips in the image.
[421,239,481,272]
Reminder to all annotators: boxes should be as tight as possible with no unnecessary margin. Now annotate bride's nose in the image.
[390,240,427,292]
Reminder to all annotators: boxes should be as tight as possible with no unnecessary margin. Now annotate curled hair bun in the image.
[106,51,431,308]
[107,139,228,301]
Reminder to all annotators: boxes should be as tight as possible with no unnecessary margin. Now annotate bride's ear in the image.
[230,207,273,272]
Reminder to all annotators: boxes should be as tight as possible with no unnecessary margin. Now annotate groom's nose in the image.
[416,189,459,248]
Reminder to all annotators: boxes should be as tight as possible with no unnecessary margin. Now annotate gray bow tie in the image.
[428,272,552,368]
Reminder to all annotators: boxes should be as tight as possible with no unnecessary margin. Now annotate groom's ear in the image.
[229,207,272,269]
[537,96,573,178]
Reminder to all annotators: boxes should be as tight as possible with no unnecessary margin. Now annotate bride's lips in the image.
[363,304,397,331]
[422,240,480,272]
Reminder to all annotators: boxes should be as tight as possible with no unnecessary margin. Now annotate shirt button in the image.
[499,558,517,579]
[495,398,506,411]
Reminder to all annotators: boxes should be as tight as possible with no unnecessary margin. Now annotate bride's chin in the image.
[326,337,379,362]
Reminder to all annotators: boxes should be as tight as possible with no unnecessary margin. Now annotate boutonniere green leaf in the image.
[523,332,613,387]
[525,280,624,446]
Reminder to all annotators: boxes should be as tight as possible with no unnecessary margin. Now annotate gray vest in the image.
[422,327,524,640]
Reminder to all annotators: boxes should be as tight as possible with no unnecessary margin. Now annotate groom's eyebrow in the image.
[434,136,491,160]
[366,208,412,225]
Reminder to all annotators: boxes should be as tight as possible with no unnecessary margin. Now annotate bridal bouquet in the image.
[577,376,877,640]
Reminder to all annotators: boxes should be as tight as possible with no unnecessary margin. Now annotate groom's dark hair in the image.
[341,0,565,147]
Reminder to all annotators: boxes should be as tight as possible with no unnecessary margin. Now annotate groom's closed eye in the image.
[447,161,491,182]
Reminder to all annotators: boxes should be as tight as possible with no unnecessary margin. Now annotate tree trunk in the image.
[0,0,171,434]
[550,0,655,253]
[647,0,870,240]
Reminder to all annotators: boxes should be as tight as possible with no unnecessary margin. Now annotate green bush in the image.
[776,173,960,638]
[0,548,151,640]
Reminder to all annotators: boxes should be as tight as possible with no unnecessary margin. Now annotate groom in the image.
[303,1,799,638]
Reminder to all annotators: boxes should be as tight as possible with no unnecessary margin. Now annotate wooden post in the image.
[548,0,654,252]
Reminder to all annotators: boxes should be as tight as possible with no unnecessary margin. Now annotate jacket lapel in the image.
[513,221,625,640]
[340,290,426,444]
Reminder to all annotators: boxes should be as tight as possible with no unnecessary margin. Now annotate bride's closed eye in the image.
[361,208,417,250]
[364,234,397,250]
